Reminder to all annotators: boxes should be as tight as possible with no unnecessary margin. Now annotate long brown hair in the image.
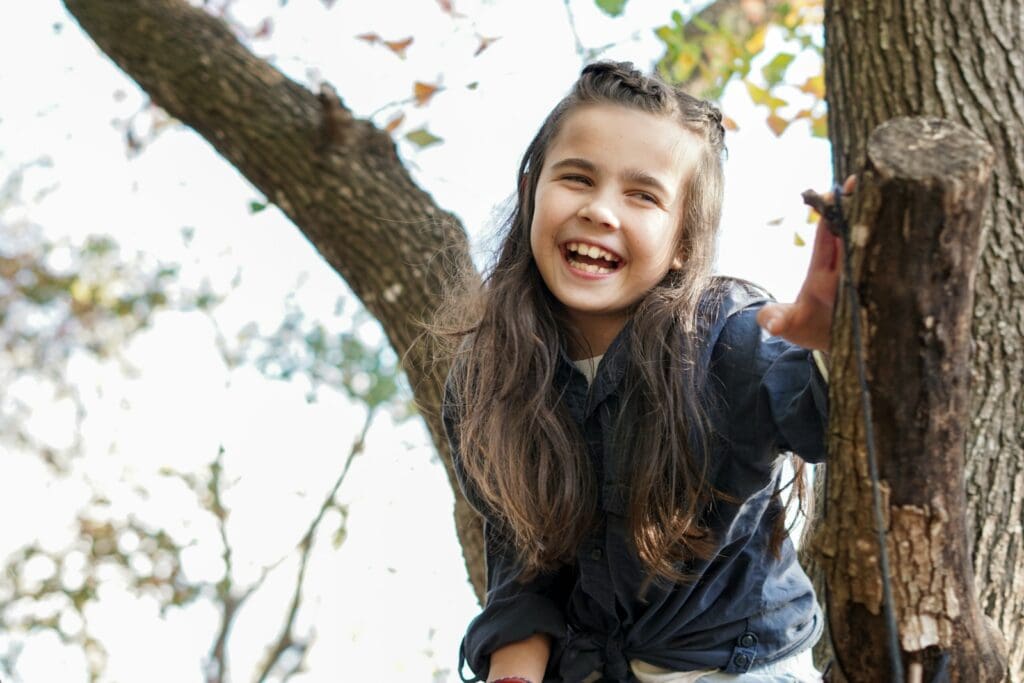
[441,62,735,582]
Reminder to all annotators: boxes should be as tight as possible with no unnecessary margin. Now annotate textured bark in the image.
[819,117,1004,681]
[61,0,488,601]
[817,2,1024,680]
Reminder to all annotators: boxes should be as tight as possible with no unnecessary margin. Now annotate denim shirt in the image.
[445,283,829,682]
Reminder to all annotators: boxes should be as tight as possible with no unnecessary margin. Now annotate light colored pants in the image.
[631,648,820,682]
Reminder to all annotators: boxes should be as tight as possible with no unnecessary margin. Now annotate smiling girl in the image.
[442,61,841,683]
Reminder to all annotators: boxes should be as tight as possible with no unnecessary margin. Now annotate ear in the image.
[670,253,685,270]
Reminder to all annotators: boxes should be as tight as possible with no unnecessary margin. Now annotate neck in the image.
[564,314,627,361]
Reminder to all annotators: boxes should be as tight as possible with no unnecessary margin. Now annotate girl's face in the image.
[530,104,700,358]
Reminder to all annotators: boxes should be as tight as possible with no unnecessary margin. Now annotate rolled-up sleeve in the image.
[762,340,829,463]
[443,374,570,682]
[711,301,830,466]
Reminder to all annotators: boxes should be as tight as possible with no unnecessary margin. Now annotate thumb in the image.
[757,303,790,336]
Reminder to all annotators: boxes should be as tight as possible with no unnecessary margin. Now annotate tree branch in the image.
[254,407,376,683]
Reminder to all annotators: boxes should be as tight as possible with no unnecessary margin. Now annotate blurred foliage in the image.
[594,0,629,18]
[654,0,826,138]
[0,158,408,681]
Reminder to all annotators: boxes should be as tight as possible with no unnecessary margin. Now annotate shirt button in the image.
[733,653,750,668]
[738,633,757,648]
[590,547,603,560]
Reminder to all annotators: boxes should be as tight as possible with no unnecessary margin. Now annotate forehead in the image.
[545,104,699,184]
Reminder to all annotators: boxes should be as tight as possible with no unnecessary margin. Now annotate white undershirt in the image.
[573,354,604,386]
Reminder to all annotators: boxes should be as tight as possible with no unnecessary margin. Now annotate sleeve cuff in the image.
[462,593,567,680]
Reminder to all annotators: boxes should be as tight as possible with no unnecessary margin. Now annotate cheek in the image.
[528,212,548,263]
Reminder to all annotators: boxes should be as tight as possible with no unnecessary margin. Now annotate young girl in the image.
[443,61,842,683]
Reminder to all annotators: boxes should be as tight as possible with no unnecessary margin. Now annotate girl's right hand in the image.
[756,175,857,351]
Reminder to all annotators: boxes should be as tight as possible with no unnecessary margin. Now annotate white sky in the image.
[0,1,830,681]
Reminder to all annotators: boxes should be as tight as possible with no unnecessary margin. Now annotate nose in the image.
[577,198,620,230]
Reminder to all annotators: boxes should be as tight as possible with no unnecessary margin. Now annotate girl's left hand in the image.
[756,176,856,352]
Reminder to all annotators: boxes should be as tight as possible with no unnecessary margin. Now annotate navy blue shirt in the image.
[445,283,829,682]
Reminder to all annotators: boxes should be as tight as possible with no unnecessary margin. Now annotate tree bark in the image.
[61,0,488,600]
[819,2,1024,680]
[820,116,1004,682]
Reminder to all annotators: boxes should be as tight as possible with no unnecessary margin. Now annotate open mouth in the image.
[562,241,623,274]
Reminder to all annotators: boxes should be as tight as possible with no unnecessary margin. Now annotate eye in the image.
[632,191,660,205]
[560,174,592,186]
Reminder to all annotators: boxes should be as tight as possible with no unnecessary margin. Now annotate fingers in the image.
[811,218,840,272]
[757,302,791,336]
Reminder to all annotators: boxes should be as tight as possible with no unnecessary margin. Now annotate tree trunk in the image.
[820,1,1024,679]
[820,116,1004,681]
[61,0,488,601]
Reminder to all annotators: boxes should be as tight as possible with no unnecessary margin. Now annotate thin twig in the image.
[206,448,231,683]
[253,407,376,683]
[204,448,289,683]
[560,0,640,63]
[562,0,586,59]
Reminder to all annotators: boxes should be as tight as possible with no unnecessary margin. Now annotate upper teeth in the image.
[566,242,619,262]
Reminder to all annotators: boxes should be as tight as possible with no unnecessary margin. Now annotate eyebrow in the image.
[549,157,672,197]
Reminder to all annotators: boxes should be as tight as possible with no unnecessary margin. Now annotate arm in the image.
[486,633,551,682]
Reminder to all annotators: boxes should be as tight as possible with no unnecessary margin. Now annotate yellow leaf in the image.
[745,26,766,55]
[793,232,806,247]
[807,207,821,224]
[70,278,91,304]
[793,108,813,120]
[722,115,739,131]
[799,74,825,99]
[745,81,769,104]
[811,113,828,138]
[356,32,381,44]
[405,127,443,148]
[384,112,404,133]
[745,81,787,110]
[413,81,439,106]
[674,49,699,81]
[384,37,414,58]
[766,113,790,136]
[767,216,784,226]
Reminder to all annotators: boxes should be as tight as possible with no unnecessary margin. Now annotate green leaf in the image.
[248,200,268,214]
[744,81,788,111]
[761,52,796,86]
[690,15,715,34]
[594,0,628,17]
[405,127,443,149]
[655,25,679,49]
